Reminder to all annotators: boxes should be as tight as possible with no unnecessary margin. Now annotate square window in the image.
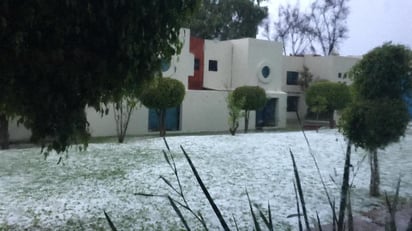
[287,71,299,85]
[287,96,299,112]
[194,58,200,70]
[208,60,218,72]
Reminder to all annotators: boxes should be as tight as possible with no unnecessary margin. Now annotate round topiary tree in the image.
[232,86,266,133]
[140,77,185,137]
[306,81,351,128]
[339,43,412,197]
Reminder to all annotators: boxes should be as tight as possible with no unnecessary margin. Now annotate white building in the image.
[8,29,360,141]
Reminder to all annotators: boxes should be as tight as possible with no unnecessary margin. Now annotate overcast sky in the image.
[259,0,412,56]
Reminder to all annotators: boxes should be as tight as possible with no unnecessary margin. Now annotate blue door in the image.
[256,98,277,128]
[148,106,181,131]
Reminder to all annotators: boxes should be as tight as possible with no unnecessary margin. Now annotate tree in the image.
[112,96,139,144]
[226,92,244,136]
[298,65,313,91]
[186,0,268,40]
[140,77,185,137]
[232,86,266,133]
[310,0,350,56]
[339,43,412,197]
[266,3,314,55]
[0,0,198,153]
[265,0,349,56]
[306,81,351,127]
[111,78,148,143]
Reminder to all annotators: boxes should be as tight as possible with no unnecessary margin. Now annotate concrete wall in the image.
[203,40,233,90]
[181,90,235,133]
[162,28,194,89]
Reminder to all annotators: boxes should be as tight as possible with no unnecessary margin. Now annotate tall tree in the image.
[306,81,351,127]
[187,0,268,40]
[267,3,314,55]
[339,43,412,196]
[310,0,350,55]
[140,77,185,137]
[266,0,349,56]
[0,0,198,153]
[232,86,266,133]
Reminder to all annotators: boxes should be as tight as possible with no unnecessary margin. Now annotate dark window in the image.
[208,60,218,72]
[343,73,347,79]
[161,59,170,72]
[338,72,342,78]
[287,96,299,112]
[261,66,270,78]
[194,58,200,70]
[286,71,299,85]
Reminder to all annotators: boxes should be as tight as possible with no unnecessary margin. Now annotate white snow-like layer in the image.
[0,129,411,230]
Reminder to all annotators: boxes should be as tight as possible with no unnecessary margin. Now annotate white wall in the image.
[8,119,31,142]
[181,90,236,133]
[86,105,149,137]
[162,28,194,89]
[247,39,283,92]
[203,40,233,90]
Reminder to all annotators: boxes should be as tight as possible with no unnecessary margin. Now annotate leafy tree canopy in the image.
[340,99,409,152]
[186,0,268,40]
[0,0,198,152]
[306,81,351,112]
[232,86,267,111]
[351,43,412,100]
[140,78,186,111]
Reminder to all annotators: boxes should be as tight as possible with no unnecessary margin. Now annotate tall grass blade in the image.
[134,192,167,198]
[163,137,170,151]
[332,200,337,231]
[316,211,323,231]
[159,175,179,195]
[253,201,275,231]
[296,111,337,225]
[290,149,311,231]
[180,146,231,231]
[162,150,172,167]
[233,215,240,231]
[293,181,303,231]
[197,212,209,231]
[268,202,273,230]
[103,210,118,231]
[168,196,191,231]
[246,190,261,231]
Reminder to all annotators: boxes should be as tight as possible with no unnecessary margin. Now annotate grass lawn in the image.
[1,129,411,230]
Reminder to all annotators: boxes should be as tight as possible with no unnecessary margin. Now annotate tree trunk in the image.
[229,121,238,136]
[369,150,380,197]
[244,110,249,133]
[159,109,166,137]
[118,135,124,143]
[329,109,335,128]
[337,141,351,231]
[347,189,354,231]
[0,114,9,150]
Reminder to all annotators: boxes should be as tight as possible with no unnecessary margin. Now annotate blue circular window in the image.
[161,59,171,72]
[261,66,270,78]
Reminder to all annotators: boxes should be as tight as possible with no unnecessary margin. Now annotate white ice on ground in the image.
[0,128,411,230]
